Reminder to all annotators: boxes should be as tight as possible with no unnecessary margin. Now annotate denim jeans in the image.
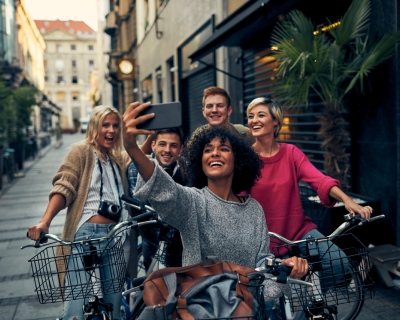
[299,229,349,289]
[61,223,129,320]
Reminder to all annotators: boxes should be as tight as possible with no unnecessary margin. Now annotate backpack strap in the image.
[176,296,194,320]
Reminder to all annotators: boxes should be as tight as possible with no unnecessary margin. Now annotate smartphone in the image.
[136,101,182,130]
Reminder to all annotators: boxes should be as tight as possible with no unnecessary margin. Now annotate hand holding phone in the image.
[136,101,182,130]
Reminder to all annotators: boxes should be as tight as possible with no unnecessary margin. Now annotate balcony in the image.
[104,11,118,36]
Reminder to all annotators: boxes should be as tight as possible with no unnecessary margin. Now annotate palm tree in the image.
[270,0,400,189]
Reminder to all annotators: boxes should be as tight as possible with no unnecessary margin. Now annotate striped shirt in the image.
[77,152,129,233]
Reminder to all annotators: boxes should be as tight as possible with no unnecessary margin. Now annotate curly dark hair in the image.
[181,126,263,194]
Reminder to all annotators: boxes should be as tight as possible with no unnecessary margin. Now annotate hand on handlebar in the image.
[342,197,373,219]
[28,222,49,241]
[281,256,308,278]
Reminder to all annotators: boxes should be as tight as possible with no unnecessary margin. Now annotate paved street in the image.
[0,133,82,320]
[0,132,399,319]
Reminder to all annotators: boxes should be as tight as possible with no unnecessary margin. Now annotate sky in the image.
[24,0,98,31]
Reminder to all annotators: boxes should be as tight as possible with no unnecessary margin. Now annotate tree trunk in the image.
[318,110,350,190]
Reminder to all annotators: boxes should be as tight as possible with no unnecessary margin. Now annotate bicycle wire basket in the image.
[29,236,126,304]
[140,220,183,268]
[299,183,328,230]
[272,233,374,313]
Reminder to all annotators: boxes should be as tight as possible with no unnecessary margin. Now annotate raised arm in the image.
[140,133,155,155]
[123,102,156,181]
[329,186,373,219]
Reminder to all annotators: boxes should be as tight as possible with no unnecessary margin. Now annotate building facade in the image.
[15,0,59,134]
[104,0,137,114]
[96,0,113,108]
[0,0,16,62]
[35,19,97,131]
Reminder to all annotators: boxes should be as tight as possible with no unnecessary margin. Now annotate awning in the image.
[189,0,299,62]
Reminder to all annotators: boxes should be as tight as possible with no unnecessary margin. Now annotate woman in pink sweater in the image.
[246,97,374,289]
[247,97,373,245]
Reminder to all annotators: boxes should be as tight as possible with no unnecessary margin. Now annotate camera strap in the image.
[97,155,122,209]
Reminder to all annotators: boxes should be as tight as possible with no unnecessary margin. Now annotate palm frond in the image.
[329,0,370,45]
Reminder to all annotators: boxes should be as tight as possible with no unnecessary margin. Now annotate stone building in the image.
[35,19,97,131]
[15,0,61,134]
[104,0,137,114]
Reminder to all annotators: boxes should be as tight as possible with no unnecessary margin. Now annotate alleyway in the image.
[0,132,399,319]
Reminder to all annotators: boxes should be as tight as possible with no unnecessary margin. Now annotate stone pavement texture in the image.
[0,132,399,319]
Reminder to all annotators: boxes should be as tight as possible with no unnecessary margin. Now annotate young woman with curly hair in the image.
[122,102,308,301]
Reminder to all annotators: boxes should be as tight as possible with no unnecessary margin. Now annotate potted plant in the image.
[270,0,400,189]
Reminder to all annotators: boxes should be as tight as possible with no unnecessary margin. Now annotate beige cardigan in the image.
[51,142,131,286]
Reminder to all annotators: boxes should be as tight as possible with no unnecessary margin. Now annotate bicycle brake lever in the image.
[287,278,313,287]
[26,231,48,247]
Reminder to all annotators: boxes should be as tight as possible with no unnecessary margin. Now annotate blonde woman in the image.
[28,105,131,320]
[246,97,373,289]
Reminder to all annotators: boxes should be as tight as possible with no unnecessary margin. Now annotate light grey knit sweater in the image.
[135,164,291,300]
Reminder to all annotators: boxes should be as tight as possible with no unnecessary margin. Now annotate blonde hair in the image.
[247,97,283,138]
[84,105,122,163]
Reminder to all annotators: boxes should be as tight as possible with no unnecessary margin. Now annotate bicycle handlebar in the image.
[22,195,158,250]
[269,213,385,246]
[122,194,156,213]
[123,261,313,297]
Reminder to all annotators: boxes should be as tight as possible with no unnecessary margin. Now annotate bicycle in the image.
[21,206,158,320]
[268,212,385,320]
[120,195,184,320]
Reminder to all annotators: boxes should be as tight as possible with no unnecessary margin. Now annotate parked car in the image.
[80,117,89,133]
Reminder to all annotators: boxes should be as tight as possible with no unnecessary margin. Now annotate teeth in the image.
[210,161,223,166]
[252,126,262,130]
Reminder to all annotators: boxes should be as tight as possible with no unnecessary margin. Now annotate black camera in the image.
[97,200,121,222]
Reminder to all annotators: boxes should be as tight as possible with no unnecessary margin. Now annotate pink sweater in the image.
[250,143,340,250]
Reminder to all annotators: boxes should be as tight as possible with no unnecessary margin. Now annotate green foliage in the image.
[270,0,400,111]
[9,86,38,143]
[0,71,38,144]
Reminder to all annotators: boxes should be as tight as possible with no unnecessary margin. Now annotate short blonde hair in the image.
[247,97,283,138]
[85,105,122,162]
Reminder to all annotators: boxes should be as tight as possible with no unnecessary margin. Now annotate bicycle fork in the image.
[304,237,338,320]
[82,243,113,320]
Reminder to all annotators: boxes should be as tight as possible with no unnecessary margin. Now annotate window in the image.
[88,45,94,51]
[71,60,76,68]
[71,44,76,51]
[44,59,48,68]
[44,75,49,82]
[72,91,79,101]
[57,76,64,84]
[55,59,64,72]
[57,92,65,101]
[72,76,78,84]
[89,60,95,69]
[56,44,62,52]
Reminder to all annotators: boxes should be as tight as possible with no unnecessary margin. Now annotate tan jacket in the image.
[52,142,131,286]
